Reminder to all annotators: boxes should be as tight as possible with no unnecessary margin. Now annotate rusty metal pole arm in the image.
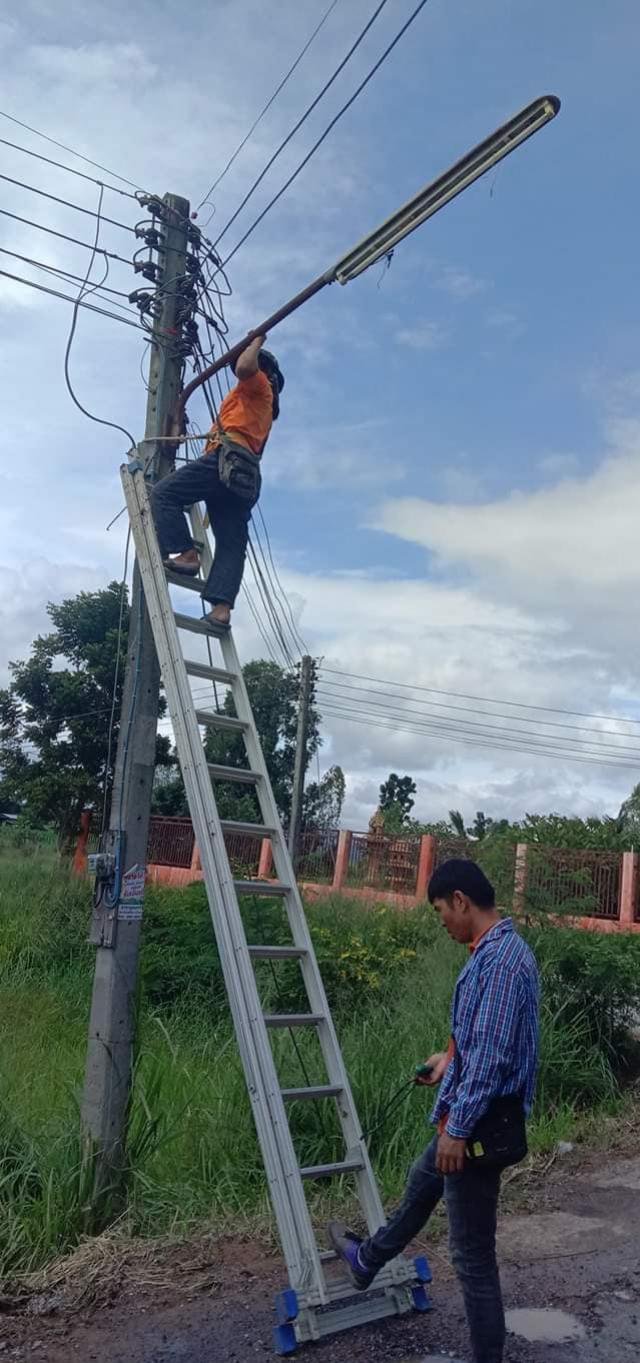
[171,272,331,434]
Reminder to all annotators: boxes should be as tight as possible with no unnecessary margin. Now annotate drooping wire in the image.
[219,0,431,271]
[0,134,138,199]
[195,0,340,215]
[0,244,136,309]
[0,107,148,192]
[319,666,640,729]
[0,172,136,232]
[0,266,146,331]
[62,184,137,448]
[0,206,134,262]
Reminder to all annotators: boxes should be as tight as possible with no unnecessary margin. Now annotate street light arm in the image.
[172,273,331,434]
[173,93,560,433]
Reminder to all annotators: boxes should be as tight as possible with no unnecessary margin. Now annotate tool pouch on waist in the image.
[466,1095,527,1168]
[217,437,261,505]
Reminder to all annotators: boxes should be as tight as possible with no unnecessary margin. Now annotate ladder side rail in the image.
[123,464,325,1300]
[220,631,389,1237]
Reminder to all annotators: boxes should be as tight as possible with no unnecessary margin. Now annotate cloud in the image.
[266,420,407,491]
[436,266,488,300]
[372,418,640,603]
[394,321,449,351]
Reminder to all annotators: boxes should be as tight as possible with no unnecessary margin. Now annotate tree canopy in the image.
[0,584,171,845]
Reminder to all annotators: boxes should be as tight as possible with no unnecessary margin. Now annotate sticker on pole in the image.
[118,863,146,922]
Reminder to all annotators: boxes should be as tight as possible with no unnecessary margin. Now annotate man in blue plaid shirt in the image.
[329,859,540,1363]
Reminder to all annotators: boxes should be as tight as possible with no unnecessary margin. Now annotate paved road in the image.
[4,1153,640,1362]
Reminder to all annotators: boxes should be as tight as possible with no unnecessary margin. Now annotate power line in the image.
[0,172,135,232]
[319,666,640,730]
[0,267,145,331]
[250,516,306,661]
[317,676,640,743]
[319,703,640,770]
[255,506,309,656]
[0,206,134,263]
[315,688,640,758]
[0,245,135,308]
[0,134,138,200]
[219,0,431,270]
[62,184,137,449]
[212,0,391,250]
[246,540,296,668]
[196,0,340,215]
[0,107,147,193]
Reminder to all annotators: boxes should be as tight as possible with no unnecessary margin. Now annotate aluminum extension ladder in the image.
[122,456,431,1352]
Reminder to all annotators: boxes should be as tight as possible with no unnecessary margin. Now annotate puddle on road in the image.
[506,1307,586,1343]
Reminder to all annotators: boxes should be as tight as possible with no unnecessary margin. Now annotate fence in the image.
[72,814,640,932]
[524,847,621,921]
[346,831,421,894]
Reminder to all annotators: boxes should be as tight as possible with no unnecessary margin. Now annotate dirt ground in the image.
[2,1140,640,1363]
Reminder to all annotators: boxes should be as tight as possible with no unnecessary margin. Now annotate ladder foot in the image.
[411,1283,433,1312]
[274,1288,299,1354]
[413,1252,433,1283]
[273,1323,297,1355]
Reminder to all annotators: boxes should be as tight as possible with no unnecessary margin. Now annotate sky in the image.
[1,0,640,829]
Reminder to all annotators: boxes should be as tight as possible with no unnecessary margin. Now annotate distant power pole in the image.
[82,193,192,1187]
[288,655,313,866]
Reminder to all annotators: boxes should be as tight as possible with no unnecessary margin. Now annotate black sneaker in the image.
[327,1221,376,1291]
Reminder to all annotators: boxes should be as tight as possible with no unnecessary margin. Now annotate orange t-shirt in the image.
[205,370,273,457]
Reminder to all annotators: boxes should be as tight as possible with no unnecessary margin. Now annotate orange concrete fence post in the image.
[189,837,202,881]
[332,830,352,893]
[71,809,92,877]
[619,852,638,928]
[415,834,436,904]
[258,838,273,880]
[513,842,529,917]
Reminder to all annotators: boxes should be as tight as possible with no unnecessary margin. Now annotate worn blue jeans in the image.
[151,453,255,607]
[360,1135,505,1363]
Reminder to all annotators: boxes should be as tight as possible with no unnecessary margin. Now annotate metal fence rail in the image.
[525,847,621,920]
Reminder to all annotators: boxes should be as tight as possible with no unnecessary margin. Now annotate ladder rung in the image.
[263,1013,324,1028]
[248,946,306,960]
[174,611,229,637]
[207,763,261,785]
[185,660,235,685]
[281,1085,342,1101]
[195,709,247,733]
[234,879,289,896]
[221,820,274,838]
[300,1158,363,1180]
[165,571,205,593]
[319,1249,339,1263]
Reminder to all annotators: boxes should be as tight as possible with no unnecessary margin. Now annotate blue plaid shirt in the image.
[432,918,539,1141]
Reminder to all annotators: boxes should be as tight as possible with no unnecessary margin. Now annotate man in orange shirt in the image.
[151,334,284,629]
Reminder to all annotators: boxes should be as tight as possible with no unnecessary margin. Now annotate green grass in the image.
[1,844,640,1278]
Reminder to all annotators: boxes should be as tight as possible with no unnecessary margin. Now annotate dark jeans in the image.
[151,452,255,607]
[360,1135,505,1363]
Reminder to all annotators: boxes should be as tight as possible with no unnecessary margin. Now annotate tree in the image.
[468,810,494,841]
[448,808,467,838]
[0,585,172,846]
[379,773,416,829]
[302,765,345,831]
[202,659,321,825]
[618,783,640,845]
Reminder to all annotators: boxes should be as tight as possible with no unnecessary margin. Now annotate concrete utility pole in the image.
[288,655,313,867]
[82,194,191,1185]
